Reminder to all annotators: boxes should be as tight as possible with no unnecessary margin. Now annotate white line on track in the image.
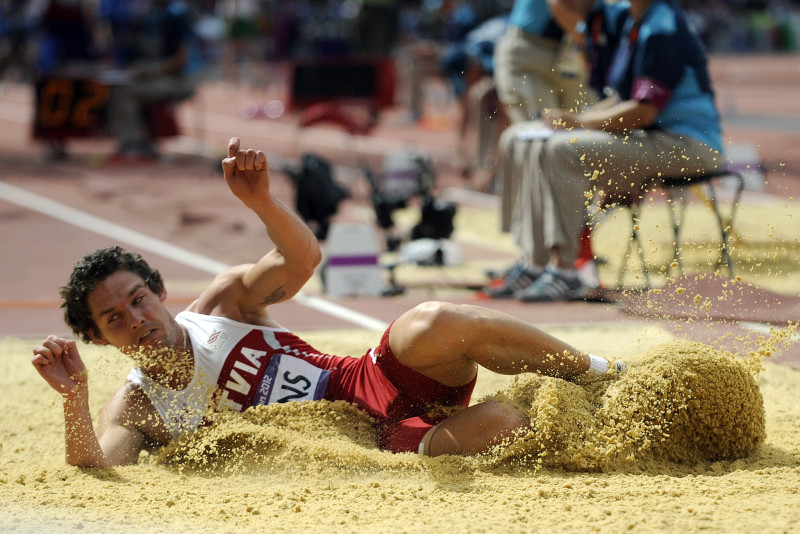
[0,181,389,331]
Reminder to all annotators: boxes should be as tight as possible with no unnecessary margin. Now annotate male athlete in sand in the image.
[32,138,622,467]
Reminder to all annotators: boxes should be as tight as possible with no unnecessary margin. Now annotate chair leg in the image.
[705,172,744,276]
[704,181,729,273]
[618,204,650,289]
[617,210,634,289]
[618,171,745,287]
[666,186,693,278]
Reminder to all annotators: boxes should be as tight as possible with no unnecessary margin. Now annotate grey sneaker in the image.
[516,267,588,302]
[483,261,543,299]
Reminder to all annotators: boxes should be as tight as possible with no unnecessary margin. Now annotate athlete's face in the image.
[87,270,178,356]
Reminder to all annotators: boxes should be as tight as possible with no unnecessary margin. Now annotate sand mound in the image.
[601,341,765,463]
[488,340,765,471]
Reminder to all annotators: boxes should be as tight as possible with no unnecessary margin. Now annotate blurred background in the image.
[2,0,799,164]
[1,0,799,307]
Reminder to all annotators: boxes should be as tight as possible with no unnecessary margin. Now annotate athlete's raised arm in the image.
[189,138,322,324]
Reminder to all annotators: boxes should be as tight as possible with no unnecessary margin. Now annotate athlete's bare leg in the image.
[388,301,591,388]
[418,400,529,457]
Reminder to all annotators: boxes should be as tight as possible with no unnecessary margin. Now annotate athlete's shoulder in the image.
[184,264,255,315]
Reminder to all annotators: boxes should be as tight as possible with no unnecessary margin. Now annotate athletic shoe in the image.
[516,267,588,302]
[483,258,524,281]
[482,261,543,299]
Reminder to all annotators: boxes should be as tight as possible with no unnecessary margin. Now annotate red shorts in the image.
[321,324,476,453]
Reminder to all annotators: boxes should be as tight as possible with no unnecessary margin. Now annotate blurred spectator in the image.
[107,0,204,159]
[438,12,508,179]
[194,1,227,67]
[394,0,443,122]
[493,0,594,123]
[33,0,97,160]
[219,0,263,83]
[36,0,96,74]
[355,0,400,56]
[1,0,49,81]
[287,0,357,59]
[98,0,150,67]
[395,0,497,123]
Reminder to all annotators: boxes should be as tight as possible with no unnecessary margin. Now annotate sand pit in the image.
[2,324,799,533]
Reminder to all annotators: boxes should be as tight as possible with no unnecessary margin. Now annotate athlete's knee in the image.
[408,301,485,339]
[392,302,494,359]
[420,299,458,319]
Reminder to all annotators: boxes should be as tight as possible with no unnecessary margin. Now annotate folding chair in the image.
[615,168,746,289]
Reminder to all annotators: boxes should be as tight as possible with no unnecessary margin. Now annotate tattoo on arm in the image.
[259,286,286,306]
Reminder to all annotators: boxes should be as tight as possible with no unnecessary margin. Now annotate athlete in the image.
[32,138,623,467]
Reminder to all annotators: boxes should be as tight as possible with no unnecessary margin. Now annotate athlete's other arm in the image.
[189,137,322,324]
[32,336,160,467]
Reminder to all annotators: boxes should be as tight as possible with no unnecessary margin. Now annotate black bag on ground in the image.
[410,195,456,241]
[285,153,349,240]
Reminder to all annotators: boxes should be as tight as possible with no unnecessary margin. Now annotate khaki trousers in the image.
[498,124,721,265]
[493,26,591,123]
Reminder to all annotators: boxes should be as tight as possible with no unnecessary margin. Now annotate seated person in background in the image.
[107,0,202,159]
[35,0,98,160]
[32,137,624,467]
[493,0,593,124]
[487,0,722,302]
[36,0,96,75]
[438,13,509,183]
[485,0,596,294]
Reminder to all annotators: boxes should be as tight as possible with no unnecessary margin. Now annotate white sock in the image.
[527,263,545,275]
[587,354,609,374]
[548,264,578,279]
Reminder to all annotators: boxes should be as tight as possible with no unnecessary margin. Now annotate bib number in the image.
[253,354,331,406]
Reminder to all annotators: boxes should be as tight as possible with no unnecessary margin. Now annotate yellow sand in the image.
[2,323,799,533]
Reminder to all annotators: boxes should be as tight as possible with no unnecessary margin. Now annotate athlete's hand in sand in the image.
[32,336,87,399]
[222,137,271,210]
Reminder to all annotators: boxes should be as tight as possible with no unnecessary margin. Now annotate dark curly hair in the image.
[60,246,165,343]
